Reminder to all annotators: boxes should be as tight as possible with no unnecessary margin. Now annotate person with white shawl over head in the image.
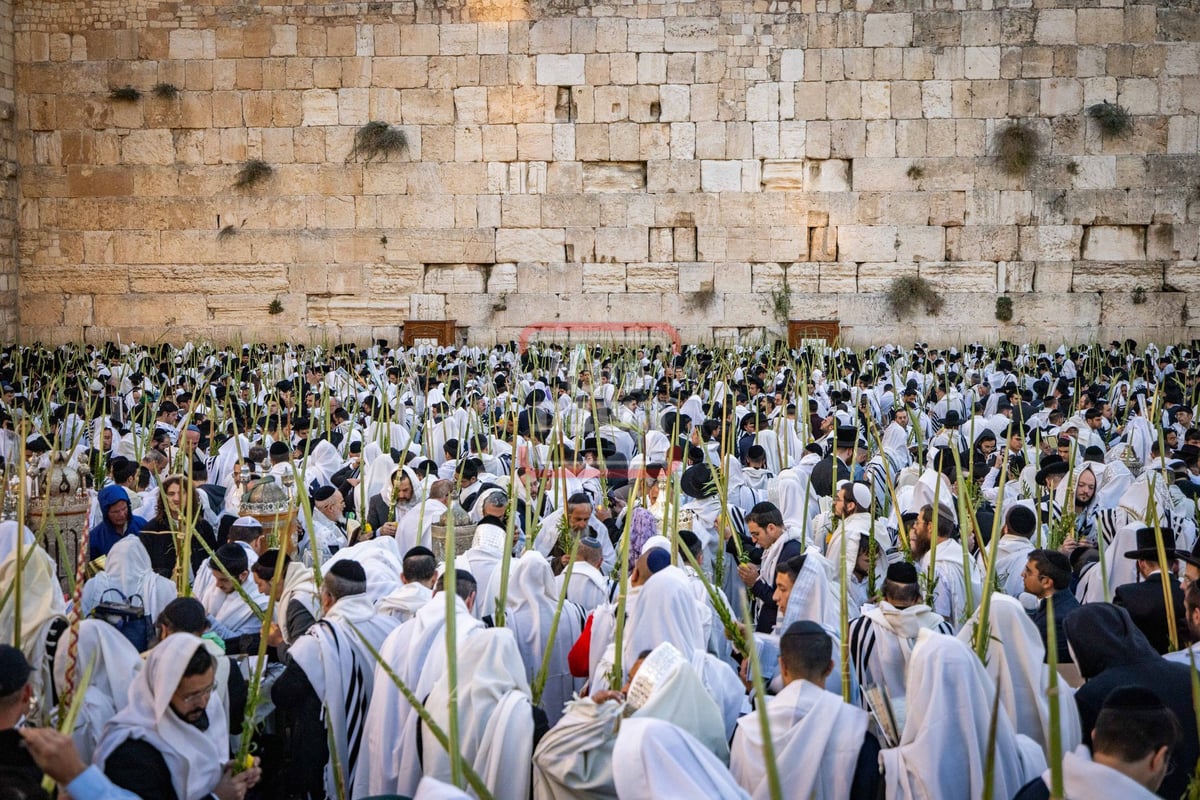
[422,627,535,800]
[53,619,143,762]
[354,569,484,798]
[81,535,177,626]
[532,641,729,800]
[878,630,1046,800]
[957,594,1082,760]
[274,558,399,799]
[94,633,258,800]
[396,480,451,555]
[0,521,67,724]
[249,550,319,655]
[732,620,882,800]
[499,551,585,727]
[615,718,750,800]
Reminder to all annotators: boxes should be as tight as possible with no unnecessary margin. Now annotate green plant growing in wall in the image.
[906,164,924,181]
[109,86,141,102]
[995,296,1013,322]
[235,159,274,189]
[887,276,944,318]
[268,298,285,315]
[1133,286,1147,305]
[152,83,180,99]
[769,282,792,328]
[994,122,1041,177]
[349,121,409,163]
[1087,101,1132,138]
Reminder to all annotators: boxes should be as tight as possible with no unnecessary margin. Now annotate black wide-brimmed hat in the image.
[680,463,717,499]
[1123,526,1179,561]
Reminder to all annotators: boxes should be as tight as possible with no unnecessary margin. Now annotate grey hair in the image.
[482,491,508,509]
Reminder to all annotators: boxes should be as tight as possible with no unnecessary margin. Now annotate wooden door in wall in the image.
[788,320,840,348]
[402,320,457,348]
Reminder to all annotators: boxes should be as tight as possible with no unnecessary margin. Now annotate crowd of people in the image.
[0,337,1198,799]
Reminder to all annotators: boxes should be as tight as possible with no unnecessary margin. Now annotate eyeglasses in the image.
[177,682,217,705]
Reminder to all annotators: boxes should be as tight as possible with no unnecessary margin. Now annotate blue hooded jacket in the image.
[88,484,144,560]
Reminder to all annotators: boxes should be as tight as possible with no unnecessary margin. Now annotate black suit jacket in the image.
[1113,572,1187,654]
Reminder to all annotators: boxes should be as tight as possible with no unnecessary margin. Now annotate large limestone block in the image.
[496,228,566,262]
[864,14,914,48]
[422,264,486,294]
[128,264,289,294]
[595,226,648,262]
[806,159,851,192]
[918,261,997,292]
[1072,262,1162,292]
[627,263,679,292]
[819,262,858,293]
[536,54,585,86]
[1166,262,1200,293]
[837,225,897,263]
[665,18,717,52]
[1019,226,1082,261]
[858,263,918,293]
[385,229,495,263]
[1081,225,1146,262]
[700,160,742,192]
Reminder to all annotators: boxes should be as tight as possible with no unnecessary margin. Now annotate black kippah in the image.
[404,545,435,560]
[328,559,366,583]
[311,484,336,502]
[1102,686,1165,712]
[268,441,289,457]
[886,562,919,584]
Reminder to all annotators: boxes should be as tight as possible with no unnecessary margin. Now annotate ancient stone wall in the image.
[0,0,16,342]
[10,0,1200,346]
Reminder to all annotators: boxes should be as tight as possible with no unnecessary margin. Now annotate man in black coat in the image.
[1064,603,1198,800]
[808,426,856,499]
[1113,527,1187,654]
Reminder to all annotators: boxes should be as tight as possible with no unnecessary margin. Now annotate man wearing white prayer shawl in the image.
[461,494,511,620]
[532,641,729,800]
[321,536,404,605]
[0,521,67,724]
[533,494,618,575]
[990,503,1038,597]
[1012,687,1181,800]
[354,569,483,798]
[94,633,261,800]
[614,718,750,800]
[197,543,267,648]
[422,628,535,800]
[51,619,142,763]
[375,544,437,622]
[396,479,451,555]
[848,562,952,717]
[249,550,319,657]
[272,558,398,799]
[731,621,881,800]
[495,551,585,726]
[910,503,981,630]
[957,594,1082,760]
[81,534,177,626]
[555,535,609,615]
[878,630,1046,800]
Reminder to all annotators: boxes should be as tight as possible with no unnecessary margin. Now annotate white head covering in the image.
[303,439,343,487]
[957,594,1082,759]
[93,633,229,800]
[879,630,1045,800]
[614,718,749,799]
[624,564,706,667]
[83,535,177,624]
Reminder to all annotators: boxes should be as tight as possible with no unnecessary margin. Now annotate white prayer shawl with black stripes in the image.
[290,594,396,799]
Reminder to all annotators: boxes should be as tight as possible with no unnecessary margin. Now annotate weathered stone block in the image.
[1072,261,1162,292]
[837,226,897,263]
[1081,225,1146,261]
[496,228,565,262]
[536,54,585,86]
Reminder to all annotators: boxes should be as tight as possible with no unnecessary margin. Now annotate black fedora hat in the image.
[1034,456,1069,487]
[941,410,963,428]
[1123,526,1179,561]
[1178,537,1200,571]
[833,425,859,449]
[680,463,717,499]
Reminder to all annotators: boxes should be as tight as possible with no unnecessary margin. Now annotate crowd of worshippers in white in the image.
[2,338,1200,799]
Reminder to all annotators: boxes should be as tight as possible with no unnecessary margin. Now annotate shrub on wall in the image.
[995,296,1013,322]
[887,276,944,318]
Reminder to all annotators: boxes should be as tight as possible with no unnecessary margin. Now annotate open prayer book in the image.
[864,684,904,748]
